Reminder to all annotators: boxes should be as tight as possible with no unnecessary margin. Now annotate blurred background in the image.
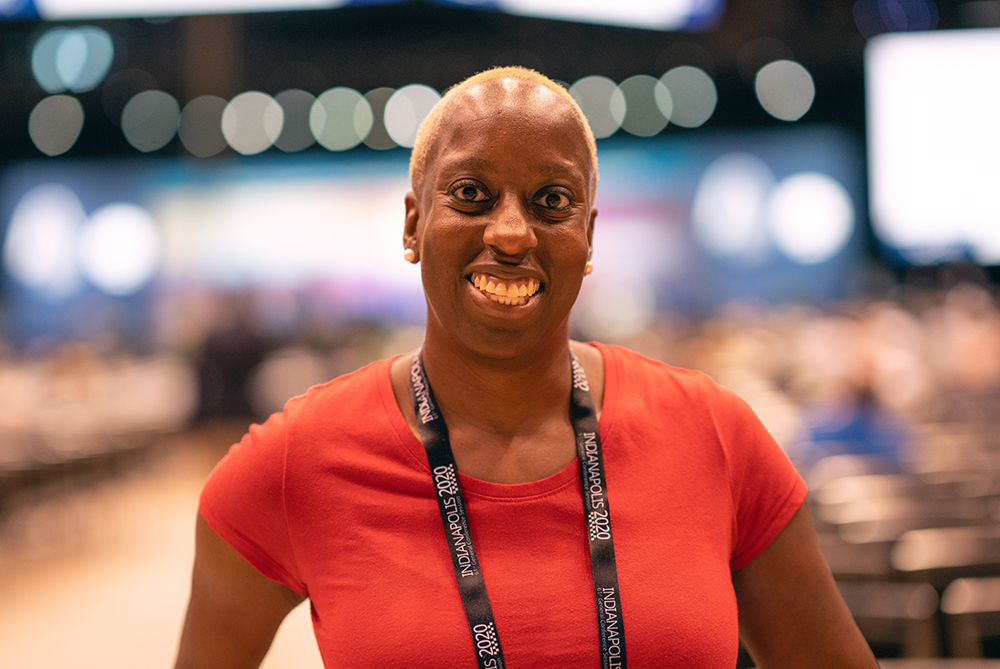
[1,0,1000,666]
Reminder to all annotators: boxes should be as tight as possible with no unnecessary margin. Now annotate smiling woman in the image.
[174,67,880,669]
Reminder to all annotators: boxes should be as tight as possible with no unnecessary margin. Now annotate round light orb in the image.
[618,74,670,137]
[274,89,316,153]
[78,203,161,295]
[767,172,855,264]
[755,60,816,122]
[2,183,85,294]
[384,84,441,148]
[31,26,114,94]
[121,90,180,153]
[310,87,373,151]
[28,94,85,156]
[362,87,398,150]
[691,153,775,263]
[568,75,626,139]
[178,95,228,158]
[31,28,69,93]
[659,66,717,128]
[222,91,284,155]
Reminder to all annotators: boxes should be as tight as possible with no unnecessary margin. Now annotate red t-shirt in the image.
[200,342,806,668]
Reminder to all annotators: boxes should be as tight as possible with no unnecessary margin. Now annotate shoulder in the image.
[594,341,734,405]
[281,356,395,424]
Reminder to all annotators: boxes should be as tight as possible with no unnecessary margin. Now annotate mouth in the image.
[469,272,542,306]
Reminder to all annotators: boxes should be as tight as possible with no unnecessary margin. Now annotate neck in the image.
[420,332,574,439]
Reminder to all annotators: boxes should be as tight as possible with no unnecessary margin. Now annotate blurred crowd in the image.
[2,280,999,495]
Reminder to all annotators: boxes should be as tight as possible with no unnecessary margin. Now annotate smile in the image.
[470,273,541,306]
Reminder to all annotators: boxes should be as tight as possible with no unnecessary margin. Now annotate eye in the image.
[450,180,491,203]
[533,189,572,210]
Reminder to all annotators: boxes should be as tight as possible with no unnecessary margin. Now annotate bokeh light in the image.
[221,91,284,155]
[77,203,161,295]
[618,74,670,137]
[755,60,816,121]
[691,153,775,263]
[31,26,114,94]
[658,66,717,128]
[274,89,316,153]
[178,95,228,158]
[362,87,398,150]
[2,184,84,295]
[121,90,180,153]
[384,84,440,148]
[28,94,85,156]
[310,87,373,151]
[767,172,855,264]
[569,75,625,139]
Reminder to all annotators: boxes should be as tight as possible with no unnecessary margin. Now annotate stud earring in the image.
[404,248,417,263]
[584,261,594,275]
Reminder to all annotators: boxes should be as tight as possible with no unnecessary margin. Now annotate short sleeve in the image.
[199,410,307,595]
[713,387,808,571]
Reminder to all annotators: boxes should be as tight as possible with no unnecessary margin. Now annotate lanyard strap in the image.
[410,351,626,669]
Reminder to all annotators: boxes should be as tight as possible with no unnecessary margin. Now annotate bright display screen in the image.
[866,28,1000,265]
[1,0,722,28]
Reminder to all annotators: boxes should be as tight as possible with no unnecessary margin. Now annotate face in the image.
[404,79,597,360]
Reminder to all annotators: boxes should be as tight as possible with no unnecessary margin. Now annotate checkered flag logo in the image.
[482,622,500,656]
[588,510,603,541]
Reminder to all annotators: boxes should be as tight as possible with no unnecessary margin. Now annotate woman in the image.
[175,67,879,668]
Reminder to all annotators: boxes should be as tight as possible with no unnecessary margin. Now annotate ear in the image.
[404,191,422,258]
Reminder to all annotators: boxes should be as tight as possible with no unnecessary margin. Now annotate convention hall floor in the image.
[0,423,323,669]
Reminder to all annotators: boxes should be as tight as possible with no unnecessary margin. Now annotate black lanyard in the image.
[409,351,626,669]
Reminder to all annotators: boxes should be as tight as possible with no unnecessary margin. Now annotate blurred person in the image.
[194,291,272,421]
[174,67,878,668]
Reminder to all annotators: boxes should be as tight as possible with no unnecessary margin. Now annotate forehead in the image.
[426,79,594,185]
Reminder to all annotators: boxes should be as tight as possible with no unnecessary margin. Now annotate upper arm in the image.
[732,502,879,669]
[174,511,307,669]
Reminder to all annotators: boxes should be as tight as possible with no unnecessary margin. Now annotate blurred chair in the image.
[838,580,940,657]
[942,577,1000,658]
[892,527,1000,589]
[818,532,896,578]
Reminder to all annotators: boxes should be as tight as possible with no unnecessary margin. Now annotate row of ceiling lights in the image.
[27,62,818,157]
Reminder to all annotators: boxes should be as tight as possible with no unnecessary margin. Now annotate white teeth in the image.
[488,294,526,306]
[471,273,539,305]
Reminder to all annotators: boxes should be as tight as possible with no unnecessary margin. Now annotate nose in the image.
[482,196,537,260]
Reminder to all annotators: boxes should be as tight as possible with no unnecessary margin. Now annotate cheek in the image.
[545,226,591,264]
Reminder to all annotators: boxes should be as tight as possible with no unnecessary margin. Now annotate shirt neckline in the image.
[378,342,619,500]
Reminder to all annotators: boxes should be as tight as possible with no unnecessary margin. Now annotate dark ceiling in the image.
[0,0,977,160]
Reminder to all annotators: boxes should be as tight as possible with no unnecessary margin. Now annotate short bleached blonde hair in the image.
[409,66,599,199]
